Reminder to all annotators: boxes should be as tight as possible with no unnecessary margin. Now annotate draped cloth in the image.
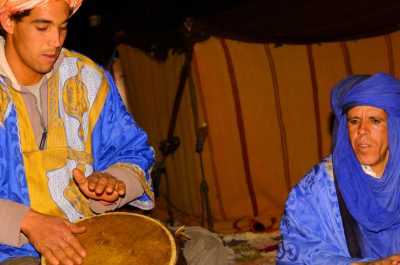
[332,72,400,257]
[276,156,372,264]
[0,0,82,15]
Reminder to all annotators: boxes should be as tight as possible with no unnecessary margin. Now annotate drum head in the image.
[42,212,177,265]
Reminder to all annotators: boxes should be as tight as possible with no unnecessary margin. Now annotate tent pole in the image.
[151,19,195,226]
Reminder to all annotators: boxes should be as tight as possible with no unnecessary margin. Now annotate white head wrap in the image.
[0,0,82,15]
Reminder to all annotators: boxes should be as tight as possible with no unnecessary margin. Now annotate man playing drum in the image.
[0,0,155,264]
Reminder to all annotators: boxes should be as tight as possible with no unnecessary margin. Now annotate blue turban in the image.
[332,72,400,257]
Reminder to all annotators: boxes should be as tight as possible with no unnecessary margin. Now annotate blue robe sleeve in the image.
[91,71,155,210]
[276,158,373,265]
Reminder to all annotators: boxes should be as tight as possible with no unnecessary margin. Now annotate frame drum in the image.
[42,212,177,265]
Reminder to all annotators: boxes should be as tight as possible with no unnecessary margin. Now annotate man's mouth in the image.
[355,142,372,152]
[41,53,58,62]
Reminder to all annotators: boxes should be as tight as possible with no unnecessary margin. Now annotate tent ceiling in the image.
[65,0,400,65]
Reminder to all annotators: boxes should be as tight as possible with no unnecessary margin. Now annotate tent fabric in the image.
[117,31,400,231]
[202,0,400,44]
[67,0,400,64]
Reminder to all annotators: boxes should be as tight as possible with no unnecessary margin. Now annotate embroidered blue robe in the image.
[276,157,373,265]
[0,50,155,261]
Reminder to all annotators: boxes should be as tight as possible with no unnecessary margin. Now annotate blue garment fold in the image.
[277,157,372,264]
[92,70,155,207]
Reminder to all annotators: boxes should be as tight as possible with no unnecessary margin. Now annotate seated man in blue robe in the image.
[0,0,155,264]
[277,73,400,264]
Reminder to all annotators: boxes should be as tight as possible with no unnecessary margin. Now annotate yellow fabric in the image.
[0,85,11,124]
[7,50,110,219]
[8,84,66,217]
[117,31,400,231]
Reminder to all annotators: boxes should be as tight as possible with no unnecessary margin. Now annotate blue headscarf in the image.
[331,74,371,148]
[332,72,400,257]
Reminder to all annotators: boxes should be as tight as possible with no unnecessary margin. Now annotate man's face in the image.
[347,105,389,176]
[7,0,69,83]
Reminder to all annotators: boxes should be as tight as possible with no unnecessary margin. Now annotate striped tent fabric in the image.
[117,32,400,231]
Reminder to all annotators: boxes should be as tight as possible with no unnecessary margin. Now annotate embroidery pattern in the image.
[62,60,90,141]
[0,83,11,126]
[110,162,155,203]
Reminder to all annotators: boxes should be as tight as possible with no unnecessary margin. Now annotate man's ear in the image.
[0,13,14,35]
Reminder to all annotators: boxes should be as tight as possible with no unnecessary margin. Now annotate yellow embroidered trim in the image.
[63,177,94,218]
[67,148,93,164]
[110,162,155,202]
[0,83,10,125]
[63,50,109,155]
[62,60,90,140]
[47,73,67,148]
[64,50,99,69]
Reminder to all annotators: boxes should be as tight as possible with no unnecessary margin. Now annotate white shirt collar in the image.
[361,164,379,178]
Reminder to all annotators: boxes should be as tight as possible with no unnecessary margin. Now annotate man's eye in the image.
[348,119,359,125]
[36,27,47,31]
[372,119,381,124]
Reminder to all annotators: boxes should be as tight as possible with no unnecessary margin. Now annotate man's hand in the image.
[73,168,126,203]
[352,254,400,265]
[21,210,86,265]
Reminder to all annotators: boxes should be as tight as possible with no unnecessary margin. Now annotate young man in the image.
[277,73,400,264]
[0,1,155,264]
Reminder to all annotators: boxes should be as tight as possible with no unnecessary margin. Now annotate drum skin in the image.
[42,212,177,265]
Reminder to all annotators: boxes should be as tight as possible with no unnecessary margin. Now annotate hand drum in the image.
[42,212,177,265]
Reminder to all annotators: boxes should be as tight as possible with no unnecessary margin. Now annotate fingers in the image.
[388,255,400,264]
[21,211,86,265]
[48,223,87,265]
[116,181,126,196]
[87,172,115,194]
[73,169,126,202]
[42,235,85,265]
[89,172,126,196]
[41,246,60,265]
[72,168,86,186]
[52,242,81,265]
[105,178,126,196]
[363,255,400,265]
[389,255,400,265]
[60,228,87,261]
[96,172,115,194]
[65,221,86,234]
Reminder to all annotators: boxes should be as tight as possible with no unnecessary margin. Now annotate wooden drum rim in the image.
[41,212,177,265]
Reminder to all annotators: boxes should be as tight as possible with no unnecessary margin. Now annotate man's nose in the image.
[358,120,369,135]
[49,29,62,48]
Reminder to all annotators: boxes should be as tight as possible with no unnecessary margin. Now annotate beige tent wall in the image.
[117,32,400,230]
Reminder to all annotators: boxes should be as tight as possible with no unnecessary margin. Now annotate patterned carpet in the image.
[148,196,281,265]
[221,230,280,265]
